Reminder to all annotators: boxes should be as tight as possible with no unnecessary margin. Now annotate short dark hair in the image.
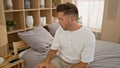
[56,2,78,19]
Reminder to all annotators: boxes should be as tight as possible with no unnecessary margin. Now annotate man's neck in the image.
[69,22,82,31]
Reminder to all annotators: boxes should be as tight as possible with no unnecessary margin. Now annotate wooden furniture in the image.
[13,41,29,57]
[0,0,74,57]
[0,41,26,68]
[1,0,62,54]
[1,59,24,68]
[0,54,24,68]
[0,0,8,58]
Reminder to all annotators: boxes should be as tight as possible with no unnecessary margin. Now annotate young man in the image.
[36,2,96,68]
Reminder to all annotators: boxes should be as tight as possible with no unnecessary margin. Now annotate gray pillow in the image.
[47,22,59,36]
[18,25,53,53]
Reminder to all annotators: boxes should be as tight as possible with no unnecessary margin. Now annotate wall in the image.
[0,0,8,57]
[61,0,75,4]
[101,0,120,43]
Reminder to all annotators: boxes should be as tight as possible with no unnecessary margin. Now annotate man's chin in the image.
[61,26,68,30]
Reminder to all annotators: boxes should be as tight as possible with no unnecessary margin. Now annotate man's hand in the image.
[36,49,57,68]
[36,60,49,68]
[71,62,87,68]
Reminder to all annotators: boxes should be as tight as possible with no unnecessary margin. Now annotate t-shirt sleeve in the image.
[81,36,96,63]
[50,27,61,50]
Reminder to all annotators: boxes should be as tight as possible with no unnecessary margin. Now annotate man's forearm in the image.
[71,62,88,68]
[44,49,57,63]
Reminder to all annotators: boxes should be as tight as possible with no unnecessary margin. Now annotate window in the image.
[76,0,105,32]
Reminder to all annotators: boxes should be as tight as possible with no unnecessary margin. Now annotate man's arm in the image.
[36,49,57,68]
[44,49,57,63]
[71,62,88,68]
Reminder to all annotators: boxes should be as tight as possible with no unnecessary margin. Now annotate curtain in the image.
[76,0,105,32]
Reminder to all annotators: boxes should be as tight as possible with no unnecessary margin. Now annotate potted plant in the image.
[6,20,17,31]
[52,0,56,8]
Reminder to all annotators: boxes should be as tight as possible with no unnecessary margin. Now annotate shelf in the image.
[1,0,61,56]
[7,27,34,34]
[40,10,52,24]
[27,0,39,9]
[4,10,24,12]
[25,11,40,26]
[42,24,50,27]
[5,12,25,32]
[24,9,40,11]
[26,27,34,30]
[8,33,21,51]
[52,8,56,9]
[52,9,58,17]
[40,0,52,8]
[3,0,23,10]
[7,29,26,34]
[40,8,51,10]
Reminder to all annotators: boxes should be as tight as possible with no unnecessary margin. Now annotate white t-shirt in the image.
[51,26,96,63]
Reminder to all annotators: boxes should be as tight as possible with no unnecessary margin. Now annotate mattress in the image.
[18,48,32,58]
[19,48,48,68]
[19,40,120,68]
[88,40,120,68]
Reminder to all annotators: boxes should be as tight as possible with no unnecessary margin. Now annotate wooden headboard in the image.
[13,26,50,56]
[13,41,29,57]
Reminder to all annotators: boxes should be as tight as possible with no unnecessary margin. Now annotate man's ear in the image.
[70,15,75,22]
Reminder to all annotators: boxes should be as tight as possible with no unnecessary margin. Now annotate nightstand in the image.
[0,55,25,68]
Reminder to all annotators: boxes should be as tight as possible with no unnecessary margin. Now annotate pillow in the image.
[47,22,59,36]
[18,25,53,53]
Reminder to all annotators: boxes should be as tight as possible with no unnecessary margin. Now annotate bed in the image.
[13,40,120,68]
[88,40,120,68]
[13,23,120,68]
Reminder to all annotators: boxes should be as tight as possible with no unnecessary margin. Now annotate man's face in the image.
[58,12,71,30]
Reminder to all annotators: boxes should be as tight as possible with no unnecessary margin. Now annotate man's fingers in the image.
[36,63,41,68]
[36,62,48,68]
[42,66,46,68]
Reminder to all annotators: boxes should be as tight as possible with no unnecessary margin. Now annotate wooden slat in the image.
[13,41,29,56]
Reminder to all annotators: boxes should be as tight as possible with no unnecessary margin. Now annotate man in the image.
[36,2,96,68]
